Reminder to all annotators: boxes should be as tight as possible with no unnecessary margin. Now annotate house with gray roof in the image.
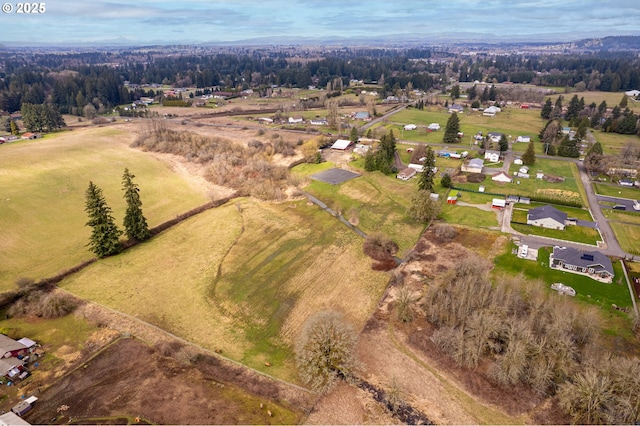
[527,205,568,230]
[550,246,614,283]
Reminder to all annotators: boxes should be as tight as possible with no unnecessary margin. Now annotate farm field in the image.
[0,127,211,290]
[61,198,390,382]
[602,209,640,225]
[293,162,427,255]
[440,203,500,228]
[378,106,545,145]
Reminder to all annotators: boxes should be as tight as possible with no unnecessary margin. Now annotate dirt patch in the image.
[24,337,308,425]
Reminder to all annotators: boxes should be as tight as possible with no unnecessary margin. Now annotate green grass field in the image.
[0,127,210,290]
[511,221,600,245]
[440,204,499,228]
[610,222,640,254]
[456,158,585,205]
[602,209,640,225]
[61,199,389,382]
[590,130,638,156]
[493,245,631,308]
[593,182,640,200]
[292,162,427,255]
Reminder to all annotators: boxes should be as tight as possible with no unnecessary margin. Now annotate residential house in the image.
[624,89,640,98]
[20,133,38,140]
[516,135,531,143]
[427,123,441,131]
[353,144,371,155]
[527,205,568,230]
[288,117,304,124]
[483,105,501,117]
[492,171,512,183]
[403,124,417,130]
[619,178,635,187]
[0,357,23,380]
[461,158,484,173]
[330,139,352,150]
[550,246,614,283]
[397,168,416,181]
[484,150,500,162]
[0,334,28,358]
[448,104,464,114]
[487,132,503,143]
[354,111,370,120]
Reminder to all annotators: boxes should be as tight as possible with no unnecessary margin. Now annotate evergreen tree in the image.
[443,113,460,144]
[598,101,607,114]
[467,85,477,100]
[450,85,460,99]
[350,126,358,143]
[522,141,536,165]
[566,95,581,123]
[10,120,18,135]
[440,173,452,188]
[480,86,489,102]
[541,98,552,119]
[552,96,563,119]
[85,181,122,257]
[417,147,436,191]
[587,141,603,156]
[122,168,150,242]
[620,94,628,108]
[557,135,580,158]
[488,84,497,101]
[498,134,509,153]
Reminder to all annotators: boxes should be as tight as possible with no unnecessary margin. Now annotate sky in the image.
[0,0,639,45]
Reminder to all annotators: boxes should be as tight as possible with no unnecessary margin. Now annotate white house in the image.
[619,178,635,187]
[354,144,371,155]
[527,205,568,230]
[492,171,512,183]
[483,106,501,117]
[484,150,500,162]
[624,89,640,98]
[428,123,441,131]
[487,132,503,143]
[448,104,464,113]
[492,198,506,209]
[513,157,523,165]
[397,168,416,181]
[404,124,417,130]
[516,135,531,143]
[288,117,304,124]
[519,166,530,174]
[461,158,484,173]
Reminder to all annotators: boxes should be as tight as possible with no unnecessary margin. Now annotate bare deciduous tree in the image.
[295,311,358,393]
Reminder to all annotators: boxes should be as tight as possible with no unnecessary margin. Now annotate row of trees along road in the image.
[84,169,150,258]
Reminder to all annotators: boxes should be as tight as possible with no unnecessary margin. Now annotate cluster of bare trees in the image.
[133,126,297,200]
[420,255,639,423]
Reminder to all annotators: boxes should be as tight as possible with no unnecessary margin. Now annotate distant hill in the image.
[575,36,640,50]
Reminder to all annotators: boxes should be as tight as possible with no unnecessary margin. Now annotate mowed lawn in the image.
[593,182,640,199]
[610,222,640,254]
[0,127,210,290]
[61,199,390,382]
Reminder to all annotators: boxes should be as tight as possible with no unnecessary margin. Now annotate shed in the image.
[427,123,440,131]
[0,334,28,358]
[492,199,506,210]
[16,338,36,350]
[330,139,352,150]
[408,163,425,173]
[403,124,417,130]
[516,135,531,143]
[12,401,32,417]
[447,196,458,204]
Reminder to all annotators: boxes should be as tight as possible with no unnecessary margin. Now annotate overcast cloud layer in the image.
[0,0,638,44]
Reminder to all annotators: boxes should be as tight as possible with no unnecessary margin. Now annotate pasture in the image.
[594,182,640,199]
[0,127,210,290]
[609,222,640,254]
[61,199,390,382]
[293,162,427,255]
[591,130,640,156]
[439,204,499,229]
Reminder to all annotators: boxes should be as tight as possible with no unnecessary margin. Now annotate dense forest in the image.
[1,46,639,117]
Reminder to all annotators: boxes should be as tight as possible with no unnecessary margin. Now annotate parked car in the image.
[613,204,626,210]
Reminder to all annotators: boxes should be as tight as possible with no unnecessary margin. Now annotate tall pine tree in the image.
[122,168,151,241]
[417,147,436,191]
[522,141,536,165]
[541,98,552,119]
[443,113,460,144]
[85,181,122,257]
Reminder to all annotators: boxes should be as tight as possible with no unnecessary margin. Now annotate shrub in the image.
[37,292,80,319]
[363,233,399,262]
[433,224,457,241]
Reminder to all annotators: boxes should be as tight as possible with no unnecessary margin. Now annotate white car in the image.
[633,201,640,211]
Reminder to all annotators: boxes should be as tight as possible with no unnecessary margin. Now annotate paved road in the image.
[596,195,639,211]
